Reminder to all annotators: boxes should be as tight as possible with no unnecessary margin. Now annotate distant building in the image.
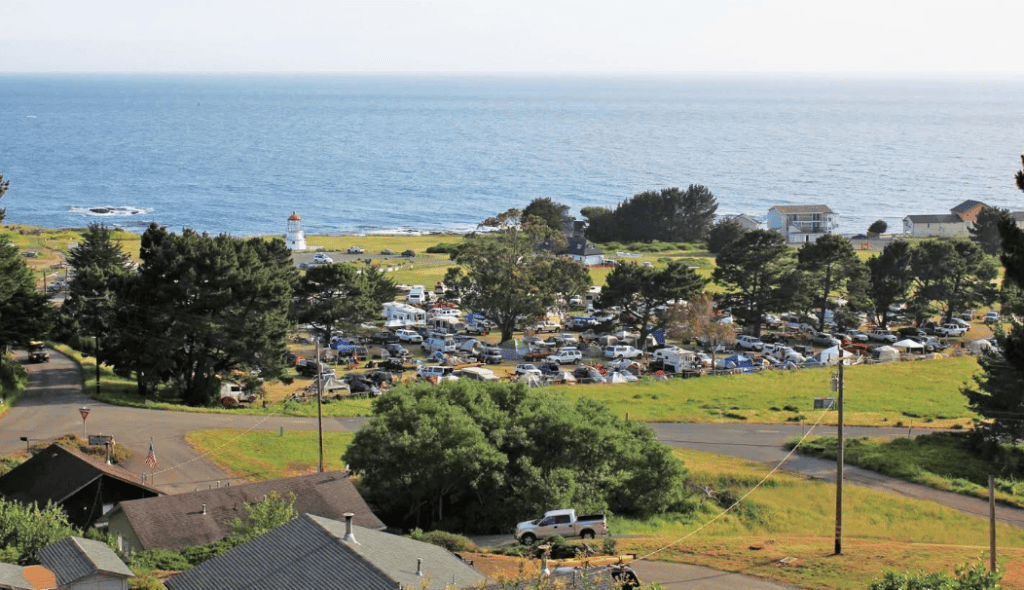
[766,205,837,244]
[902,200,988,238]
[285,211,306,251]
[722,213,761,231]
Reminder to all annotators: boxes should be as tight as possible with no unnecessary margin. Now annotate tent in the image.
[893,339,925,352]
[820,346,859,366]
[969,339,994,354]
[720,354,754,369]
[872,345,900,363]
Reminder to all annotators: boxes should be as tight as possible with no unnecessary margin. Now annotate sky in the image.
[1,0,1021,75]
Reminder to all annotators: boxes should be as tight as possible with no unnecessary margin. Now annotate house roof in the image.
[165,514,490,590]
[770,205,834,214]
[0,444,163,507]
[904,214,963,224]
[110,471,385,551]
[950,200,987,213]
[37,537,133,585]
[1010,211,1024,221]
[0,563,36,590]
[563,237,603,258]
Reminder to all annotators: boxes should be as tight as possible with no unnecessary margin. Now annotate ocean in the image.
[2,74,1023,238]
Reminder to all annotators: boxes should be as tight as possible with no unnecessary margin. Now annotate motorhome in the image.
[382,302,427,329]
[407,285,428,305]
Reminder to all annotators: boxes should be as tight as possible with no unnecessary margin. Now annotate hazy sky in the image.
[2,0,1020,74]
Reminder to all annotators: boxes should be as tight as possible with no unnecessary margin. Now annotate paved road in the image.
[631,560,801,590]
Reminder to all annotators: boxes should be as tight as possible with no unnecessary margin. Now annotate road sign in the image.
[79,407,90,420]
[88,434,113,446]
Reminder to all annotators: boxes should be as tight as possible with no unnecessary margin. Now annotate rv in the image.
[382,302,427,329]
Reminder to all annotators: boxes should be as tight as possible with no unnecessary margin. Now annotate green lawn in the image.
[185,429,355,481]
[552,356,981,426]
[791,431,1024,509]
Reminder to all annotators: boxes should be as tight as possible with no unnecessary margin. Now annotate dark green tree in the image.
[601,186,718,243]
[292,263,397,345]
[713,230,794,337]
[0,238,54,350]
[705,218,747,254]
[968,206,1010,256]
[909,239,998,325]
[342,380,687,533]
[797,234,866,331]
[60,224,134,347]
[580,206,614,243]
[447,212,590,343]
[521,197,570,231]
[110,224,298,405]
[599,260,707,350]
[867,220,887,236]
[0,173,8,223]
[866,240,913,328]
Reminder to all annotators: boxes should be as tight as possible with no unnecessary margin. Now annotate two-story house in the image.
[766,205,837,244]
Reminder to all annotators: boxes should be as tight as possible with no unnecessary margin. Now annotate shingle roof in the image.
[112,471,385,551]
[37,537,133,586]
[0,563,34,590]
[905,214,963,224]
[771,205,834,214]
[950,199,987,213]
[0,444,162,506]
[165,514,490,590]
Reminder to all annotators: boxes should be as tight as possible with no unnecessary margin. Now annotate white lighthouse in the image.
[285,211,307,251]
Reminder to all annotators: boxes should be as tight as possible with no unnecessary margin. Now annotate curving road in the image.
[4,349,1024,589]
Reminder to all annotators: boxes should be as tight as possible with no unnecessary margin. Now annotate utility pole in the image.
[835,347,845,555]
[95,335,101,396]
[990,475,997,573]
[316,340,324,473]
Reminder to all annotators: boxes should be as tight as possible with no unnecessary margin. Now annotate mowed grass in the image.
[612,449,1024,590]
[185,429,355,482]
[554,356,982,426]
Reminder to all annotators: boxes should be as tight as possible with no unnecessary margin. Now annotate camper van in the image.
[407,285,427,305]
[382,302,426,329]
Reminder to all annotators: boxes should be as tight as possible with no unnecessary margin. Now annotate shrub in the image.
[869,562,1000,590]
[535,535,578,559]
[426,243,460,254]
[127,549,191,572]
[408,529,478,553]
[128,570,166,590]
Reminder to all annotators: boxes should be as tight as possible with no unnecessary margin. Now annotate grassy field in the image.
[186,430,1024,590]
[185,429,355,481]
[792,432,1024,509]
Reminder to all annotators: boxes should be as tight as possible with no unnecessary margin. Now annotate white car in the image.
[347,245,365,254]
[395,329,423,343]
[735,335,764,351]
[603,345,642,359]
[515,364,543,376]
[312,253,333,264]
[984,311,1001,324]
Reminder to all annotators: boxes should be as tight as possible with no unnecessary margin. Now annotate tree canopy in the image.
[866,240,913,328]
[584,186,718,243]
[446,212,590,342]
[521,197,570,231]
[713,230,794,337]
[599,260,707,349]
[0,173,8,223]
[106,224,299,405]
[867,220,887,236]
[342,380,687,533]
[0,237,54,350]
[968,206,1009,256]
[291,263,398,345]
[60,224,134,344]
[705,218,747,254]
[909,239,997,325]
[797,234,867,331]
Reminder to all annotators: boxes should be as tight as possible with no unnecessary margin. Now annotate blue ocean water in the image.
[2,74,1023,237]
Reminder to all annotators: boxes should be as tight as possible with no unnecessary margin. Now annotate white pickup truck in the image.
[514,508,608,545]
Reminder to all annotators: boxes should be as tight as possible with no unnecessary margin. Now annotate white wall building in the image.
[285,211,306,251]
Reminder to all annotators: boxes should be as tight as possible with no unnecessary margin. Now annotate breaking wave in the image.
[69,206,152,217]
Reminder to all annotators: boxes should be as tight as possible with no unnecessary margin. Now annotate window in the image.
[554,515,572,525]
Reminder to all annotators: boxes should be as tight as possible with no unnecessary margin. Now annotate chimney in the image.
[201,504,207,515]
[343,512,358,544]
[416,558,423,577]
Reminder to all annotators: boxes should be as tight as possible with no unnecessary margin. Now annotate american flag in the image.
[145,440,156,468]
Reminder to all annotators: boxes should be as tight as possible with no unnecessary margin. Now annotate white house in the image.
[767,205,837,244]
[722,213,761,231]
[903,200,988,238]
[563,236,605,265]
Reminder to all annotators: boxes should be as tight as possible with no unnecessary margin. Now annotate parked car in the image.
[935,323,968,337]
[417,365,453,380]
[735,335,764,351]
[515,364,543,377]
[548,349,583,365]
[603,345,642,359]
[811,332,841,347]
[844,329,869,342]
[370,331,400,344]
[380,248,395,255]
[984,311,1001,324]
[868,329,898,343]
[481,347,503,364]
[555,333,579,347]
[514,509,608,545]
[395,329,423,343]
[384,343,410,358]
[530,321,561,333]
[312,252,333,264]
[347,245,365,254]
